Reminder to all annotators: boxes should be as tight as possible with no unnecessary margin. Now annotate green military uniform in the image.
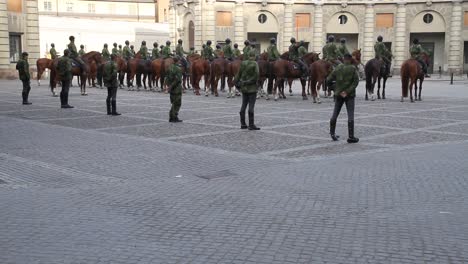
[337,43,349,59]
[112,46,119,56]
[50,47,57,59]
[233,47,241,58]
[222,44,234,60]
[201,46,206,58]
[152,47,160,59]
[103,58,120,115]
[288,44,299,60]
[298,45,307,58]
[374,42,388,59]
[139,45,148,60]
[118,47,123,56]
[166,63,183,122]
[79,48,85,56]
[214,48,223,58]
[327,63,359,98]
[188,49,195,55]
[68,42,78,58]
[242,46,251,60]
[161,45,172,59]
[57,54,73,108]
[289,43,308,77]
[323,42,339,61]
[130,47,136,57]
[123,45,131,60]
[267,44,280,61]
[235,51,260,130]
[16,55,31,104]
[410,43,428,75]
[102,47,110,61]
[203,45,214,60]
[175,44,189,57]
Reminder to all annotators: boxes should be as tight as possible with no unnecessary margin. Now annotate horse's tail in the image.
[401,62,409,98]
[364,60,373,92]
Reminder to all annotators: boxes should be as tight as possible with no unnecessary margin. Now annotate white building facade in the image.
[169,0,468,74]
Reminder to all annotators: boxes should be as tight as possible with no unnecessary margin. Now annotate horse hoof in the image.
[317,101,322,104]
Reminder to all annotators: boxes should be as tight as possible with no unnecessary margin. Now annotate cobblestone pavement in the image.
[1,78,467,264]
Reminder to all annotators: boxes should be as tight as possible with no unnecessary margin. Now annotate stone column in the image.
[312,3,323,53]
[204,0,215,43]
[234,0,244,47]
[0,0,10,72]
[25,0,40,69]
[393,2,407,75]
[362,3,375,62]
[448,0,463,74]
[282,0,294,52]
[194,1,203,51]
[168,2,176,44]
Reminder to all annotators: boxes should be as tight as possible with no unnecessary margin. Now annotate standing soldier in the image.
[166,56,183,123]
[233,43,241,58]
[214,44,223,58]
[327,53,359,143]
[101,43,110,61]
[322,35,341,66]
[118,45,123,56]
[235,50,260,130]
[78,45,86,56]
[111,43,119,56]
[57,49,74,109]
[16,52,32,105]
[338,38,349,60]
[103,54,121,116]
[139,41,148,60]
[289,38,308,79]
[175,39,190,70]
[222,38,234,61]
[50,43,58,59]
[410,38,430,78]
[152,42,160,59]
[130,45,136,57]
[123,40,132,61]
[374,36,391,75]
[203,41,214,61]
[161,41,173,59]
[242,40,251,60]
[68,35,86,71]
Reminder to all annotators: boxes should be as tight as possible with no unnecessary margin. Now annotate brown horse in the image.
[400,53,429,102]
[308,60,333,103]
[127,57,152,91]
[271,58,306,101]
[82,51,103,92]
[364,57,391,101]
[36,58,53,86]
[115,57,127,88]
[225,59,242,98]
[190,56,210,96]
[151,58,164,91]
[49,58,88,96]
[87,60,98,87]
[208,57,227,97]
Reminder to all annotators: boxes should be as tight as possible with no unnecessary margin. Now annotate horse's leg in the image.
[289,79,293,96]
[377,77,381,100]
[316,81,322,104]
[273,78,279,101]
[418,78,423,101]
[413,80,417,102]
[301,79,307,100]
[382,77,387,99]
[409,80,415,103]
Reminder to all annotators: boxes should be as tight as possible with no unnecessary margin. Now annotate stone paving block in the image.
[429,123,468,135]
[194,115,311,128]
[4,108,101,120]
[270,143,385,159]
[367,131,468,145]
[82,105,168,114]
[399,110,468,121]
[40,115,157,129]
[358,115,456,129]
[137,109,237,121]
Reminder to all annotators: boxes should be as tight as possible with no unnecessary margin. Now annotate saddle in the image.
[291,62,300,70]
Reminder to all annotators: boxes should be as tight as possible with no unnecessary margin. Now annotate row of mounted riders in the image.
[35,46,429,103]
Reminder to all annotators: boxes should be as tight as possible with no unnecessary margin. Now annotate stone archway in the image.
[188,21,195,49]
[183,12,195,50]
[246,11,280,53]
[326,12,360,51]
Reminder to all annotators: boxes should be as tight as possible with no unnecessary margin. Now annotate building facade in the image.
[169,0,468,74]
[0,0,40,78]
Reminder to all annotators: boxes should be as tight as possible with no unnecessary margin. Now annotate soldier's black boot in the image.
[106,98,111,115]
[248,112,260,130]
[22,92,31,105]
[347,121,359,143]
[111,100,121,116]
[240,112,247,129]
[330,120,339,141]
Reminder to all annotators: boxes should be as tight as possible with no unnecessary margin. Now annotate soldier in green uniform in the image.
[161,41,173,59]
[410,38,430,77]
[102,43,110,61]
[188,47,196,55]
[68,35,86,71]
[222,38,234,60]
[374,36,391,76]
[123,40,132,61]
[338,38,349,60]
[16,52,32,105]
[322,35,341,66]
[78,45,85,56]
[289,38,308,78]
[139,41,148,60]
[201,44,206,58]
[214,44,223,58]
[111,43,119,56]
[165,56,183,122]
[203,41,214,61]
[152,42,160,59]
[130,45,136,57]
[267,38,280,61]
[50,43,58,59]
[57,49,74,109]
[235,50,260,130]
[175,39,190,71]
[327,53,359,143]
[103,54,121,116]
[118,45,123,56]
[242,40,251,60]
[298,40,308,57]
[233,43,241,58]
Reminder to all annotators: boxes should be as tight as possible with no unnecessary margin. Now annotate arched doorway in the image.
[247,11,279,53]
[188,21,195,49]
[326,12,360,52]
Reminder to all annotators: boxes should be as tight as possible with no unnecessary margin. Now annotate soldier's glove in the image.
[326,79,335,89]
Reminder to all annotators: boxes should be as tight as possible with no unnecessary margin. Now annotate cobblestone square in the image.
[1,78,468,263]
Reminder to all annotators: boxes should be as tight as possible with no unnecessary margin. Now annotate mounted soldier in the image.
[298,40,308,58]
[203,40,214,61]
[50,43,58,59]
[139,41,149,60]
[288,37,308,79]
[338,38,349,60]
[118,45,123,56]
[112,43,119,56]
[78,45,85,56]
[152,42,160,59]
[410,38,430,78]
[188,47,196,55]
[222,38,234,61]
[101,43,110,61]
[123,40,132,61]
[214,44,223,58]
[233,43,241,58]
[267,38,280,61]
[161,40,173,59]
[242,40,251,60]
[374,36,392,76]
[175,39,190,71]
[67,35,87,71]
[201,44,206,58]
[130,45,136,57]
[322,35,341,67]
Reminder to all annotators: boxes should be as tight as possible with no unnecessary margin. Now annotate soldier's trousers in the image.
[295,59,309,77]
[416,59,428,74]
[21,80,31,103]
[106,86,118,113]
[330,96,355,123]
[60,79,71,106]
[169,93,182,119]
[240,92,257,115]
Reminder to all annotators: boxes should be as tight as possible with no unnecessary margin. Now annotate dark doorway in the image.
[188,21,195,49]
[247,33,277,55]
[420,42,435,74]
[464,41,468,74]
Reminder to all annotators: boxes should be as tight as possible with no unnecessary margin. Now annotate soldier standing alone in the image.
[16,52,32,105]
[235,50,260,130]
[57,50,74,109]
[166,57,183,123]
[327,53,359,143]
[103,54,121,116]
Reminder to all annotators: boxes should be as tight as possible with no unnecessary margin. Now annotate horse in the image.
[308,60,333,103]
[87,60,98,88]
[49,58,88,97]
[271,58,307,101]
[225,58,242,98]
[36,58,53,86]
[400,52,429,102]
[364,57,391,101]
[115,56,127,89]
[151,58,165,91]
[127,57,152,91]
[208,57,227,97]
[190,56,210,96]
[81,51,104,93]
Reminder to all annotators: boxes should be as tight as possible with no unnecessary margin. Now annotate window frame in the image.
[88,3,96,13]
[216,11,233,27]
[66,1,74,12]
[295,13,311,28]
[376,13,394,28]
[9,33,22,63]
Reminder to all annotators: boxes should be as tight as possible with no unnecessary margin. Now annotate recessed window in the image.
[43,1,52,11]
[9,34,21,63]
[464,11,468,26]
[7,0,22,12]
[216,11,232,27]
[258,14,267,24]
[423,13,433,24]
[296,13,311,28]
[376,13,394,28]
[338,15,348,25]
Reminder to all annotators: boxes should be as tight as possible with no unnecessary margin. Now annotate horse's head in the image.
[280,51,289,60]
[259,52,268,61]
[352,49,362,62]
[421,51,431,65]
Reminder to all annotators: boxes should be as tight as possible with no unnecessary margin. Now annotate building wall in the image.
[170,0,467,75]
[0,0,40,79]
